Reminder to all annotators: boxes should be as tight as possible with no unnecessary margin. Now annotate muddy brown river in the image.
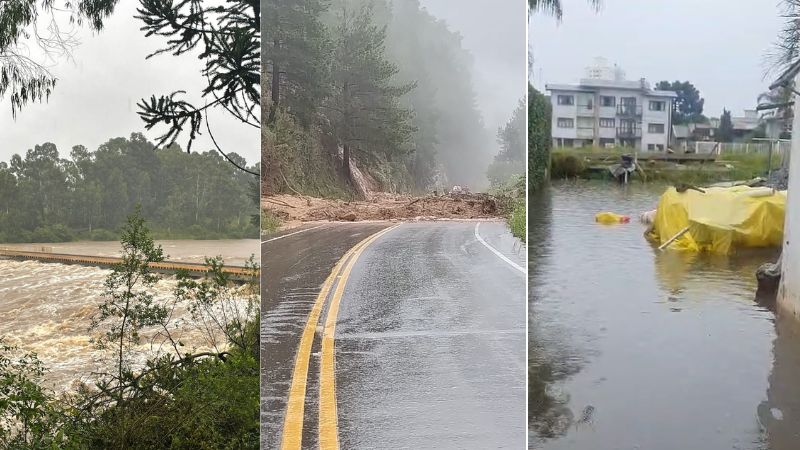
[529,181,800,450]
[0,239,258,393]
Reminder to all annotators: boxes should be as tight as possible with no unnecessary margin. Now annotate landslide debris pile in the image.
[262,192,504,225]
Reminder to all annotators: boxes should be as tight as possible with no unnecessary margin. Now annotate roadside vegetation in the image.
[0,133,259,243]
[0,208,259,448]
[487,97,526,241]
[528,85,552,192]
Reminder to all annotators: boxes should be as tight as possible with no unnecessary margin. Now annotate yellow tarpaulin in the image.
[649,186,786,254]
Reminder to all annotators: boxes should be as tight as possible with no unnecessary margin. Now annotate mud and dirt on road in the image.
[262,192,508,230]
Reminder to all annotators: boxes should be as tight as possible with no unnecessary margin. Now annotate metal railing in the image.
[616,127,642,138]
[616,104,642,117]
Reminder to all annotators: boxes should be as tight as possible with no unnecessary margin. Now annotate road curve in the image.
[261,220,526,449]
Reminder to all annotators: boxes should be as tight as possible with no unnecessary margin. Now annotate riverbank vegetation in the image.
[0,133,259,243]
[549,147,782,184]
[264,0,496,197]
[0,209,259,448]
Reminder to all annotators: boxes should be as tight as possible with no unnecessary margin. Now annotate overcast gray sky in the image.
[530,0,783,118]
[0,1,259,164]
[419,0,527,133]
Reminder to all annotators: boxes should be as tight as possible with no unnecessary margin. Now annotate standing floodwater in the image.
[529,180,800,450]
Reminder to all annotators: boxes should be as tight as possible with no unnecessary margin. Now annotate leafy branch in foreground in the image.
[0,342,62,448]
[134,0,260,176]
[0,0,120,117]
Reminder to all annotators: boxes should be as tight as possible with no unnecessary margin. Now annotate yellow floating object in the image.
[595,212,631,224]
[649,186,786,254]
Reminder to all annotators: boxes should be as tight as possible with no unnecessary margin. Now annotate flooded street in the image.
[529,181,800,450]
[0,239,258,393]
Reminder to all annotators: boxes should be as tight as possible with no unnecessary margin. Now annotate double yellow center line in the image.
[280,225,398,450]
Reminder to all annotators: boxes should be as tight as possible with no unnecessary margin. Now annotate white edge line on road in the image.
[261,224,326,244]
[474,222,526,275]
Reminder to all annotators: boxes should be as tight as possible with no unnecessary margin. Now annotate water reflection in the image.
[529,187,579,443]
[528,180,797,450]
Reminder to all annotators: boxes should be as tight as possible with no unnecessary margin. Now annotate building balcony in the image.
[617,127,642,138]
[576,126,595,139]
[616,104,642,117]
[576,104,595,116]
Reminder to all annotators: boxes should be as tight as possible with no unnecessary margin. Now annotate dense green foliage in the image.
[654,80,707,125]
[0,210,260,448]
[528,85,552,192]
[0,133,258,243]
[264,0,496,195]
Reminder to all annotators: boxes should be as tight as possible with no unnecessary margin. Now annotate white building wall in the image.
[641,97,671,150]
[550,92,579,140]
[548,86,674,150]
[778,81,800,318]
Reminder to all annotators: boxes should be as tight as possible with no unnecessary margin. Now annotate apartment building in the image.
[546,76,677,151]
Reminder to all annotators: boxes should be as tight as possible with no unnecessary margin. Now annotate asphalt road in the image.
[261,221,526,449]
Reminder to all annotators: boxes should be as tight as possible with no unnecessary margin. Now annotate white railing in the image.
[691,140,791,156]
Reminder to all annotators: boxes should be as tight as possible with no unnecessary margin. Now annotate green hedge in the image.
[529,84,552,192]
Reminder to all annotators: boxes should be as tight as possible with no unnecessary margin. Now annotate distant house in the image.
[545,59,676,152]
[671,124,690,151]
[730,110,762,141]
[688,122,716,141]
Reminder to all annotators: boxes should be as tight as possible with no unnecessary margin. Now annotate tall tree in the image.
[718,109,734,143]
[263,0,330,127]
[327,4,414,178]
[655,80,707,124]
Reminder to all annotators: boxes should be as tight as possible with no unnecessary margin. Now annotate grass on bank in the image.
[261,209,282,234]
[550,147,782,184]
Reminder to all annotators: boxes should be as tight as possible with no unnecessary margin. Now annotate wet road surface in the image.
[529,181,799,450]
[262,221,526,449]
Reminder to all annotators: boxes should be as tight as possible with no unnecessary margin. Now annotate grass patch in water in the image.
[550,148,781,184]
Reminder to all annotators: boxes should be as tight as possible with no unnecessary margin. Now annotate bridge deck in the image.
[0,249,255,280]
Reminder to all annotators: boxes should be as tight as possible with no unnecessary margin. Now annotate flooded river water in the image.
[529,181,800,450]
[0,239,258,393]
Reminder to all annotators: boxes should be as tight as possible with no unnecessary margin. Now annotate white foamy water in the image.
[0,240,258,393]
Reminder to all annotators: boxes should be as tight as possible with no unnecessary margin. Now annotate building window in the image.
[648,144,664,151]
[557,118,574,128]
[600,96,616,107]
[649,101,665,111]
[648,123,665,134]
[557,95,574,106]
[599,118,615,128]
